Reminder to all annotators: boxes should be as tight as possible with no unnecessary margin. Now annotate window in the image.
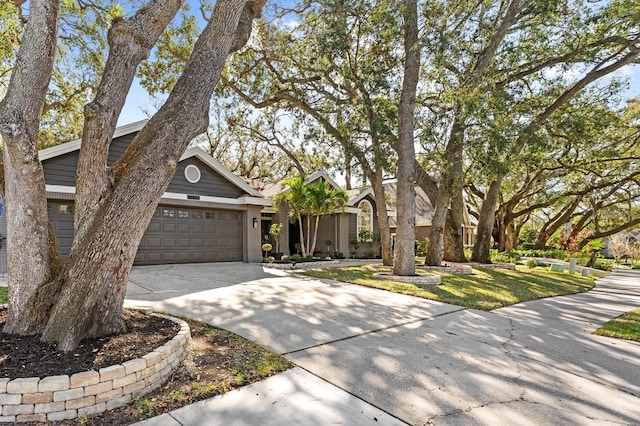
[162,208,175,218]
[178,210,190,219]
[59,204,74,215]
[192,210,202,220]
[184,164,201,183]
[357,200,373,239]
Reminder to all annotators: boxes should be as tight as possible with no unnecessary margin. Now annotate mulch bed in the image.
[0,309,180,380]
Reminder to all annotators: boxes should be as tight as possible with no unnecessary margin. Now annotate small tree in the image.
[261,243,272,259]
[269,223,284,254]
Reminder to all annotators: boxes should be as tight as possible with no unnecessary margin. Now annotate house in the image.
[383,182,477,246]
[33,119,270,264]
[0,121,477,268]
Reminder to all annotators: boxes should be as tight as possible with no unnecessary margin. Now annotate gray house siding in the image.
[167,157,245,198]
[42,134,246,198]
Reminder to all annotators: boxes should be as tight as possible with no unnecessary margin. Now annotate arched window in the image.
[357,200,373,239]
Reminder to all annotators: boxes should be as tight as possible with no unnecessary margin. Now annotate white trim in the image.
[357,199,374,237]
[348,188,374,206]
[46,185,76,194]
[343,207,361,214]
[38,119,149,161]
[304,170,342,190]
[181,147,263,197]
[162,192,270,206]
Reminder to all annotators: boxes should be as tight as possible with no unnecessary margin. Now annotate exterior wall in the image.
[337,214,351,258]
[314,215,338,254]
[416,226,431,241]
[244,206,264,263]
[42,135,246,199]
[166,157,245,198]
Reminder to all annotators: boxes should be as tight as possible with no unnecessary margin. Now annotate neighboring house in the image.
[5,120,269,265]
[383,182,477,246]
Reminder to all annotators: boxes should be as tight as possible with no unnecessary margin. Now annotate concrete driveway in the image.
[126,264,640,425]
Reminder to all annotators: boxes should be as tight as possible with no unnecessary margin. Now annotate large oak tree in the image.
[0,0,264,351]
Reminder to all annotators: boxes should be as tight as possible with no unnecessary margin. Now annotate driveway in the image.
[126,264,640,425]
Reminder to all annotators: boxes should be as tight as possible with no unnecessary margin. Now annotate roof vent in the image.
[184,164,201,183]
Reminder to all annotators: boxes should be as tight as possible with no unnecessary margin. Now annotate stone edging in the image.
[0,312,190,423]
[418,265,473,275]
[373,273,441,285]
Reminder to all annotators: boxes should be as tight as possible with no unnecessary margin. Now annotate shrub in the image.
[336,252,345,259]
[305,254,313,261]
[490,250,520,264]
[281,255,290,263]
[319,253,327,260]
[363,250,375,259]
[525,259,538,268]
[516,249,567,260]
[290,254,302,262]
[267,256,275,263]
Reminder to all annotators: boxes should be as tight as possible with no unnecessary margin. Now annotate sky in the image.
[117,65,640,127]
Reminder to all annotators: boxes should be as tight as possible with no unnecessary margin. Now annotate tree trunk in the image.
[369,170,393,266]
[297,213,307,256]
[6,0,264,351]
[426,114,464,266]
[0,0,62,335]
[392,0,419,276]
[443,188,467,262]
[471,177,502,263]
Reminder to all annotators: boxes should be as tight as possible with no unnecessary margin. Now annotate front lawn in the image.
[594,308,640,342]
[303,264,595,310]
[0,287,6,304]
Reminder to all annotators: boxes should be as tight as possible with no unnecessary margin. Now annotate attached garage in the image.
[38,120,267,265]
[135,206,243,265]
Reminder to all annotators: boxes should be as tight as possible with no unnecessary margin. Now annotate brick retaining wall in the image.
[0,313,190,422]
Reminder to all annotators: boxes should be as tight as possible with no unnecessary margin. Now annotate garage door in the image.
[135,206,244,265]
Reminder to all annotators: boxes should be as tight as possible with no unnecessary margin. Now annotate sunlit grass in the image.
[0,287,6,304]
[303,264,595,310]
[594,308,640,342]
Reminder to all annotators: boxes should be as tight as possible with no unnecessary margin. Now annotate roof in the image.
[38,120,262,198]
[383,182,435,228]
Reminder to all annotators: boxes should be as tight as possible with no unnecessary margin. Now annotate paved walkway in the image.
[126,264,640,425]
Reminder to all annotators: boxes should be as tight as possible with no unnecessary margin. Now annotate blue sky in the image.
[117,65,640,126]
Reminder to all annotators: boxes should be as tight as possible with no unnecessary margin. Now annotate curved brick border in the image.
[373,272,441,285]
[0,312,190,423]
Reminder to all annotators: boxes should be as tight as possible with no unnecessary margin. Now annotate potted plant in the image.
[261,243,272,261]
[269,223,284,260]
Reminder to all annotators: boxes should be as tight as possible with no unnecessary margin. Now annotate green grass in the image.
[303,264,595,310]
[594,308,640,342]
[0,287,6,304]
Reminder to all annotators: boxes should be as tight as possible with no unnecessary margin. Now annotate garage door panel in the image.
[135,206,243,265]
[147,237,162,248]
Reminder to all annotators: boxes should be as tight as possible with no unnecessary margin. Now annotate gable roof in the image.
[38,119,262,198]
[346,187,374,207]
[39,119,149,161]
